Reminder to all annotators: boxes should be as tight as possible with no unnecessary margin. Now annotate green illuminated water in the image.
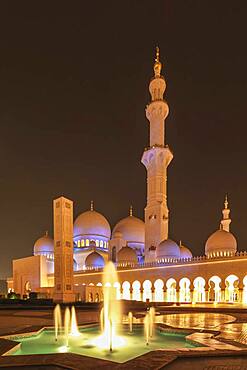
[8,326,201,363]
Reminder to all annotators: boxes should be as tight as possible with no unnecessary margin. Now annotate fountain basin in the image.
[3,324,204,363]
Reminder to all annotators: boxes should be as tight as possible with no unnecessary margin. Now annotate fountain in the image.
[92,261,124,351]
[70,306,80,337]
[7,263,202,363]
[144,311,150,345]
[64,307,71,347]
[54,304,62,341]
[128,312,133,333]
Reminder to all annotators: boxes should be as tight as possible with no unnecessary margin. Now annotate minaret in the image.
[141,47,173,262]
[221,195,231,232]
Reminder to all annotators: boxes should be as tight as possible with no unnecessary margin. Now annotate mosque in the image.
[7,49,247,304]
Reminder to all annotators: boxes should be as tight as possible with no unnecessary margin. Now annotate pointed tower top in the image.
[129,205,133,217]
[224,194,228,209]
[179,240,182,247]
[45,230,48,237]
[154,46,162,77]
[90,200,94,211]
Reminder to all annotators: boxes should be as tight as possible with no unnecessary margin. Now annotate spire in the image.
[221,195,231,232]
[224,194,228,209]
[90,200,94,211]
[129,205,133,217]
[154,46,162,78]
[179,240,182,247]
[45,230,48,237]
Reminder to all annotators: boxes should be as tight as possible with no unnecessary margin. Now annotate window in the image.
[81,239,85,247]
[100,240,103,248]
[96,240,99,247]
[86,239,89,246]
[77,240,81,248]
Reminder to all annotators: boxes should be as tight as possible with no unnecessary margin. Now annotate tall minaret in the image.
[141,48,173,262]
[221,195,231,232]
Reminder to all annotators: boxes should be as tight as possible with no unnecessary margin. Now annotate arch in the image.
[243,275,247,304]
[193,277,206,302]
[112,246,117,263]
[179,278,191,302]
[154,279,164,302]
[166,278,177,302]
[225,274,239,302]
[122,281,131,300]
[208,276,221,303]
[143,280,152,302]
[132,280,141,301]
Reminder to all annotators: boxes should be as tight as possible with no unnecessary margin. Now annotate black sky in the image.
[0,1,247,278]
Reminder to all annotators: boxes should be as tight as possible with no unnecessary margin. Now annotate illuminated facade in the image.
[8,49,247,304]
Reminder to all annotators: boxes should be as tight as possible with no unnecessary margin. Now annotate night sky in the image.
[0,2,247,279]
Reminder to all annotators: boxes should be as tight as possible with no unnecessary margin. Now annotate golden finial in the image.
[179,240,182,247]
[45,230,48,237]
[130,205,133,217]
[224,194,228,209]
[90,200,94,211]
[154,46,162,77]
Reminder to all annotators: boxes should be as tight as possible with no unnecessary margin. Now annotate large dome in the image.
[112,216,145,244]
[85,251,105,267]
[205,229,237,257]
[156,239,180,259]
[179,244,193,259]
[117,246,138,264]
[74,210,111,239]
[34,232,54,255]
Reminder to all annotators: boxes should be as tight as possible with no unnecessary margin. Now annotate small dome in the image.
[34,232,54,255]
[85,251,105,267]
[180,245,193,259]
[117,246,138,263]
[205,229,237,256]
[156,239,180,259]
[74,210,111,239]
[113,216,144,244]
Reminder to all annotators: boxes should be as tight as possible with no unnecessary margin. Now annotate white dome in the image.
[179,245,193,259]
[112,216,144,244]
[205,229,237,256]
[117,246,138,263]
[156,239,180,259]
[74,210,111,239]
[34,232,54,255]
[85,251,105,267]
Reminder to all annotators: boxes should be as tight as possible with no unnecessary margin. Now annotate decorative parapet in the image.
[73,250,247,274]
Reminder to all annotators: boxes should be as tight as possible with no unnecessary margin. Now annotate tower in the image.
[221,195,231,232]
[53,196,75,303]
[141,48,173,262]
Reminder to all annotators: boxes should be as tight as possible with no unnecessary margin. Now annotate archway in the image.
[193,277,206,302]
[154,279,164,302]
[132,280,141,301]
[225,275,239,302]
[179,278,191,302]
[143,280,152,302]
[122,281,131,300]
[166,278,177,302]
[208,276,221,302]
